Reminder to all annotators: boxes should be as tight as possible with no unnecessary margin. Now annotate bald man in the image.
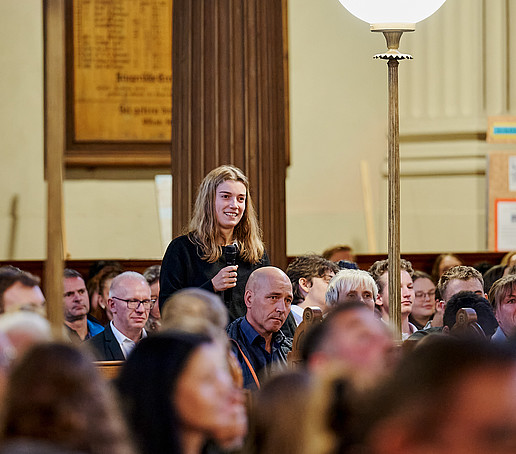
[227,266,293,389]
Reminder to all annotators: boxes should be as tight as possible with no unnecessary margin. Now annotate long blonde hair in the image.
[189,165,265,263]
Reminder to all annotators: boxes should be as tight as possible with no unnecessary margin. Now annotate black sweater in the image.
[159,234,270,322]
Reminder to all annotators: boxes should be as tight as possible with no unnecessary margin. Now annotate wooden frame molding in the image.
[171,0,289,269]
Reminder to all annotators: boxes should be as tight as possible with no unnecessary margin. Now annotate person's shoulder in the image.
[226,316,245,337]
[407,326,442,341]
[260,249,270,265]
[87,318,104,337]
[168,234,195,248]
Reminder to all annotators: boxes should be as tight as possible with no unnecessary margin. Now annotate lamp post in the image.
[337,0,447,340]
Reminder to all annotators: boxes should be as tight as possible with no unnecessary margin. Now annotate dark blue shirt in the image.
[227,317,292,389]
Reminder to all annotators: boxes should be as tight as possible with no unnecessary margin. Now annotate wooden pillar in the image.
[171,0,289,269]
[44,0,65,338]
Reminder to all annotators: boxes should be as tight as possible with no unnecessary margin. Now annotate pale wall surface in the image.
[0,0,164,260]
[287,0,515,256]
[0,0,510,260]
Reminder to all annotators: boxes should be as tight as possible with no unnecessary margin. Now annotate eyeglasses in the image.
[111,296,156,310]
[415,291,436,299]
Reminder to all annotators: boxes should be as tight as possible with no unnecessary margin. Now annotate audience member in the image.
[325,269,378,310]
[360,337,516,454]
[227,267,293,389]
[321,244,356,263]
[159,165,269,326]
[116,332,245,454]
[433,265,486,327]
[143,264,161,332]
[94,266,123,325]
[63,269,103,343]
[0,332,14,405]
[303,371,366,454]
[161,288,228,343]
[0,342,135,454]
[86,261,123,324]
[245,371,312,454]
[0,311,52,358]
[501,250,516,268]
[0,266,45,315]
[473,260,493,276]
[286,255,338,324]
[431,253,463,282]
[302,302,394,385]
[442,291,498,338]
[489,274,516,341]
[409,271,436,330]
[86,271,152,360]
[368,259,416,340]
[161,287,244,391]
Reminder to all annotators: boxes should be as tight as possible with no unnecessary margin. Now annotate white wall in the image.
[287,0,514,255]
[1,0,511,260]
[0,0,164,260]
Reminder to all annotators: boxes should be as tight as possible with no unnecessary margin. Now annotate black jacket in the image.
[85,323,125,361]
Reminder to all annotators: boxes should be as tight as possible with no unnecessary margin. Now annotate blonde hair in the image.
[160,288,228,342]
[189,165,265,263]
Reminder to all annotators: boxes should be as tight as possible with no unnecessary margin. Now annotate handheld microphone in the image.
[224,244,238,304]
[225,244,237,266]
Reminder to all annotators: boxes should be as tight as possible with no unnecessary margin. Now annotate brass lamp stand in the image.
[373,27,413,341]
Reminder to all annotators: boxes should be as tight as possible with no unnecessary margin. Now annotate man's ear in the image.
[108,298,116,314]
[442,325,450,334]
[244,290,253,309]
[435,300,445,313]
[299,277,311,295]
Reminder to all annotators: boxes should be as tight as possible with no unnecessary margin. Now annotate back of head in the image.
[361,336,516,451]
[161,288,228,340]
[443,291,498,337]
[286,255,339,304]
[143,265,161,286]
[483,264,506,294]
[0,311,52,358]
[246,371,312,454]
[1,342,130,454]
[116,332,211,454]
[437,265,483,302]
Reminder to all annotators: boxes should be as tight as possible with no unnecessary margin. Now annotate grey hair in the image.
[325,269,378,307]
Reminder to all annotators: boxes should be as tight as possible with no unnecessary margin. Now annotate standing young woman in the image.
[159,165,269,322]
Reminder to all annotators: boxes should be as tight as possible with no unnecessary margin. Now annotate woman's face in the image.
[214,180,246,232]
[174,342,234,437]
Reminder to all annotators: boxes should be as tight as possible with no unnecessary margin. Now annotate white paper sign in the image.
[496,200,516,251]
[155,175,172,253]
[509,156,516,192]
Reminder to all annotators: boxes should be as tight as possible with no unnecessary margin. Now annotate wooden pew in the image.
[450,307,486,338]
[288,306,323,367]
[95,360,124,381]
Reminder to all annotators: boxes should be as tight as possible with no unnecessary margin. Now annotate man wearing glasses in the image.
[87,271,153,360]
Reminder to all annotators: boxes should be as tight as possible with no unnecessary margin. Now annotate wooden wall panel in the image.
[171,0,288,269]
